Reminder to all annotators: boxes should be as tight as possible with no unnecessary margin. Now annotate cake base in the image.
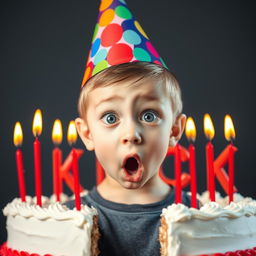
[0,239,101,256]
[2,243,256,256]
[159,215,256,256]
[2,197,100,256]
[1,216,100,256]
[159,193,256,256]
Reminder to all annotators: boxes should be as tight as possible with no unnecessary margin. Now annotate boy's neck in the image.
[97,176,171,205]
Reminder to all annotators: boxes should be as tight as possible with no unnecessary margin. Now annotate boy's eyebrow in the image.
[138,94,161,101]
[95,95,124,107]
[95,94,162,107]
[134,93,164,104]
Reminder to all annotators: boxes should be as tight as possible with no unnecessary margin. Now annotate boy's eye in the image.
[141,110,159,123]
[102,113,118,125]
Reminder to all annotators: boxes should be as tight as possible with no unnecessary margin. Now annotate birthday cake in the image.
[1,195,100,256]
[159,192,256,256]
[2,193,256,256]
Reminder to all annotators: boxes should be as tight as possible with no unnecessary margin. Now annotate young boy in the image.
[67,61,190,256]
[67,1,191,255]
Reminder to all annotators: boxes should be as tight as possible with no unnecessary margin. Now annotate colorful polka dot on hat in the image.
[81,0,168,87]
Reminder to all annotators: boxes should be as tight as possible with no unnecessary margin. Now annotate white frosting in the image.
[161,194,256,256]
[3,196,97,256]
[197,191,254,207]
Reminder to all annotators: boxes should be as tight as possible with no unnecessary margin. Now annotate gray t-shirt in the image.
[66,187,191,256]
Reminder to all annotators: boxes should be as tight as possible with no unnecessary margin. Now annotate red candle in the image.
[34,137,42,206]
[72,148,81,210]
[204,114,215,202]
[52,119,63,202]
[68,120,81,210]
[228,144,235,202]
[174,144,182,204]
[206,141,215,201]
[189,144,197,208]
[224,114,236,203]
[185,117,197,208]
[16,149,26,202]
[32,109,43,206]
[14,122,26,202]
[53,148,62,201]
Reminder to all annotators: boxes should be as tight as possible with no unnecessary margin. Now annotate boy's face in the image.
[76,79,185,190]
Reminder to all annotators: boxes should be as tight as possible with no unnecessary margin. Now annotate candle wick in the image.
[188,139,193,144]
[15,144,21,149]
[69,141,76,147]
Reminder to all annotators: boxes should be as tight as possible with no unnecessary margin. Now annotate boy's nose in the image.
[121,128,142,145]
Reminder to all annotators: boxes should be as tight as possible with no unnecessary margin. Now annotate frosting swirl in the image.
[161,193,256,222]
[3,196,97,228]
[162,203,192,222]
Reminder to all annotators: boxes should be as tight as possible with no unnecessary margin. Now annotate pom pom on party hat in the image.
[81,0,168,87]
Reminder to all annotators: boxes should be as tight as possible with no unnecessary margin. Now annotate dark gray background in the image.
[0,0,255,243]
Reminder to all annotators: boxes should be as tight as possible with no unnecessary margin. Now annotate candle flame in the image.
[185,117,196,142]
[13,122,23,147]
[224,114,236,141]
[204,113,215,140]
[52,119,63,145]
[67,120,77,146]
[32,109,42,137]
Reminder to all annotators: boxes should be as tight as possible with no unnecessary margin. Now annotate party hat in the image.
[81,0,168,87]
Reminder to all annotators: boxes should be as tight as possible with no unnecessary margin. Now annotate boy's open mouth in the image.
[122,155,140,175]
[121,154,143,183]
[124,157,139,174]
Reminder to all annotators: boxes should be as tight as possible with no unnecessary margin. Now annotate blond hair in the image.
[78,62,183,119]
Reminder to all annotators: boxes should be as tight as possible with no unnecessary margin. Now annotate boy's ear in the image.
[169,114,186,147]
[75,117,95,151]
